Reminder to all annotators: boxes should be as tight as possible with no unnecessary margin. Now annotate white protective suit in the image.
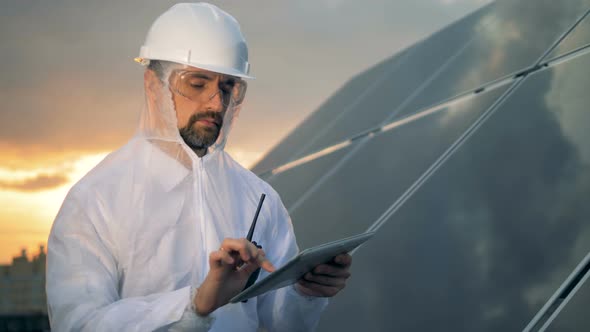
[46,63,329,331]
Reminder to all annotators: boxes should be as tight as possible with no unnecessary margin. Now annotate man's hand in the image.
[295,253,352,297]
[194,238,275,316]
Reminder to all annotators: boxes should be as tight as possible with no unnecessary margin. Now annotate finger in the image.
[255,249,275,272]
[312,264,351,278]
[297,279,341,297]
[239,262,260,277]
[237,249,275,275]
[220,239,276,273]
[209,250,235,266]
[221,238,258,262]
[257,257,276,273]
[294,281,317,297]
[302,272,347,288]
[333,254,352,267]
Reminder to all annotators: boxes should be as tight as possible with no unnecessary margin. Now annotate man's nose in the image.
[206,89,224,111]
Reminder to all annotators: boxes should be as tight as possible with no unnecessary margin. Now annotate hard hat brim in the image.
[134,57,255,80]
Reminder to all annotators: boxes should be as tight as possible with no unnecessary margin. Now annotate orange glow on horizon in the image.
[0,152,109,265]
[0,146,263,265]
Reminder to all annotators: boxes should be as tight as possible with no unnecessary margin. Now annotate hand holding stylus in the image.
[195,237,275,316]
[193,193,271,315]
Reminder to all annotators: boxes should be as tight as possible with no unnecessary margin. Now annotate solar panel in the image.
[289,84,508,249]
[250,0,590,330]
[266,143,355,209]
[314,51,590,332]
[250,49,412,175]
[393,0,590,119]
[253,0,589,176]
[295,5,494,158]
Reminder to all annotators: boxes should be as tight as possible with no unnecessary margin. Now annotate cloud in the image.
[0,0,491,173]
[0,173,69,192]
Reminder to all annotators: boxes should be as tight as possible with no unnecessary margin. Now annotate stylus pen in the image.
[241,193,266,302]
[246,193,266,242]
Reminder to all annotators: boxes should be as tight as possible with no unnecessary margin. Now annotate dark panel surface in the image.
[250,49,410,174]
[545,11,590,61]
[546,272,590,332]
[316,53,590,332]
[296,5,493,157]
[394,0,590,119]
[253,0,589,175]
[267,144,354,210]
[290,85,508,249]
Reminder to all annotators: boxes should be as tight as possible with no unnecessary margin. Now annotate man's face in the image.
[168,67,239,150]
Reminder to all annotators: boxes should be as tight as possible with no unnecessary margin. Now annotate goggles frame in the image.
[168,69,247,107]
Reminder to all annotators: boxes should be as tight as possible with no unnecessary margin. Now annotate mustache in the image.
[186,111,224,128]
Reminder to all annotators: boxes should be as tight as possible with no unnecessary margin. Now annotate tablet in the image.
[229,231,376,303]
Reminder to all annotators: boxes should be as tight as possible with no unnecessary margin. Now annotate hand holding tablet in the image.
[230,231,376,303]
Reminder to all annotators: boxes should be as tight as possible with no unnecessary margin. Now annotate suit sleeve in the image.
[46,192,213,332]
[256,192,329,331]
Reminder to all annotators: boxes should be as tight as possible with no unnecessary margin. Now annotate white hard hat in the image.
[136,3,254,79]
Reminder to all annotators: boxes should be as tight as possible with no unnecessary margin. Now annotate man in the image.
[46,3,352,331]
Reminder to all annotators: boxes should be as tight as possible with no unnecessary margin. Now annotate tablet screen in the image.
[230,231,376,303]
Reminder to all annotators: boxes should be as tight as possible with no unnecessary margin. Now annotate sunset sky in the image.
[0,0,490,264]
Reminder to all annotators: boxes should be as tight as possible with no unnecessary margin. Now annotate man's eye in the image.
[186,80,206,90]
[187,78,204,85]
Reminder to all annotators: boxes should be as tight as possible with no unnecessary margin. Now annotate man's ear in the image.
[144,69,161,94]
[144,69,164,108]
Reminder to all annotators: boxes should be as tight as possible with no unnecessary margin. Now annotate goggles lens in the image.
[171,70,247,106]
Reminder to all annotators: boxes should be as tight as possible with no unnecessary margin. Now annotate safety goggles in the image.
[168,70,247,107]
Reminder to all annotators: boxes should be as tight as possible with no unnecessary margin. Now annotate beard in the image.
[179,111,224,150]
